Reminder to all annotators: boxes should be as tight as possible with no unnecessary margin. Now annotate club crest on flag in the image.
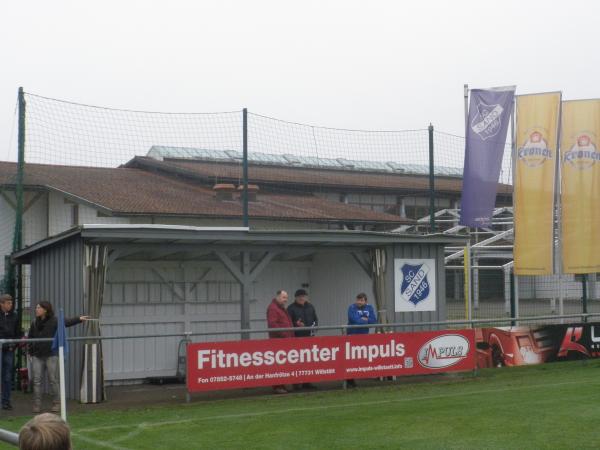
[518,129,553,168]
[470,101,505,140]
[564,132,600,170]
[400,263,431,306]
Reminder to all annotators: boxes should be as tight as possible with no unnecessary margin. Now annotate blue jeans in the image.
[1,348,15,406]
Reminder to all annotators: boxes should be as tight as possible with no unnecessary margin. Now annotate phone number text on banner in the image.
[187,329,475,392]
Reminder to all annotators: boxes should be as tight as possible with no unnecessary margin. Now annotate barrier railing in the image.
[2,312,600,446]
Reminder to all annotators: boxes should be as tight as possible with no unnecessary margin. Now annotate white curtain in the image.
[79,244,108,403]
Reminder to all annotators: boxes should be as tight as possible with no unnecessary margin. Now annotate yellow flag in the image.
[514,92,561,275]
[561,99,600,273]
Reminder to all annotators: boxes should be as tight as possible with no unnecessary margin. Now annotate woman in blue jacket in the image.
[347,292,377,335]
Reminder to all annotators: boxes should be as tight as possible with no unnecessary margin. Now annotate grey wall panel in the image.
[311,251,375,335]
[29,237,84,400]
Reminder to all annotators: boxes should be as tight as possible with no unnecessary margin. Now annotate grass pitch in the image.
[2,360,600,449]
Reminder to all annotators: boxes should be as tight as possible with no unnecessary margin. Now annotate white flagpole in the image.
[511,95,518,323]
[59,344,67,421]
[463,85,472,321]
[556,96,564,320]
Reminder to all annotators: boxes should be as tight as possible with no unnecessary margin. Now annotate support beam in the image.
[0,190,16,210]
[215,251,244,284]
[249,251,278,282]
[23,191,44,213]
[351,252,372,279]
[187,268,212,295]
[151,268,185,301]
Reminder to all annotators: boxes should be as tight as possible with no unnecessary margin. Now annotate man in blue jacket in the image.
[346,293,377,388]
[347,292,377,335]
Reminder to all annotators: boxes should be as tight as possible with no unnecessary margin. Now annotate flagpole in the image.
[511,96,517,322]
[59,344,66,421]
[556,96,564,320]
[463,84,472,321]
[57,308,67,422]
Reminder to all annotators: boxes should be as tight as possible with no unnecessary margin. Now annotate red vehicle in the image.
[475,327,555,368]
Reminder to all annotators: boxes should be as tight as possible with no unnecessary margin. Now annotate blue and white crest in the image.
[470,101,505,141]
[400,263,431,306]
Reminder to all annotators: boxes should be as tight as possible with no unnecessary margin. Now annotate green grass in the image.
[3,360,600,449]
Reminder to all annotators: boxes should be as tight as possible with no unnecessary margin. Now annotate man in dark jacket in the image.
[287,289,318,338]
[287,289,318,390]
[0,294,22,410]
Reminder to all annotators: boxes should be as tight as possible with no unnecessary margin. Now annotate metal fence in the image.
[2,312,600,447]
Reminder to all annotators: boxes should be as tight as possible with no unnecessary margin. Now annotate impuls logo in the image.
[417,334,470,369]
[564,132,600,170]
[518,129,553,168]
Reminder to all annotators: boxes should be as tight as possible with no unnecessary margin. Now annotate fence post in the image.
[464,244,471,321]
[582,274,588,322]
[242,108,249,228]
[428,124,435,232]
[510,271,516,326]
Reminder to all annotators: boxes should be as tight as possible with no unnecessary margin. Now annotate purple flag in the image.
[460,87,515,227]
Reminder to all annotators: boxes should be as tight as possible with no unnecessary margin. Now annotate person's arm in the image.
[348,306,364,326]
[27,321,34,338]
[367,306,377,324]
[312,305,318,327]
[65,315,90,327]
[287,305,299,326]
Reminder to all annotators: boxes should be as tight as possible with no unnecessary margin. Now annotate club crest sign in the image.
[395,259,436,312]
[470,101,505,141]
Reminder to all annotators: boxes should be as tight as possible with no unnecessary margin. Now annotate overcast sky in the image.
[1,0,599,162]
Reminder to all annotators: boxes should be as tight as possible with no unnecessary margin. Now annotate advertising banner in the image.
[560,99,600,273]
[460,87,515,227]
[394,258,436,312]
[187,329,475,392]
[513,92,561,275]
[475,322,600,369]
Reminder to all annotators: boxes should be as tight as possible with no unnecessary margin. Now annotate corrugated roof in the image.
[12,225,468,263]
[147,145,465,177]
[0,161,410,224]
[127,156,512,195]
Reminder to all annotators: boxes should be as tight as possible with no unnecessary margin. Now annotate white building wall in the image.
[0,191,47,298]
[78,204,130,226]
[48,192,75,236]
[22,193,48,247]
[0,194,16,282]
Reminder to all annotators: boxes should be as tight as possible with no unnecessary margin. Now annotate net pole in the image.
[428,124,435,231]
[15,88,26,340]
[242,108,249,228]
